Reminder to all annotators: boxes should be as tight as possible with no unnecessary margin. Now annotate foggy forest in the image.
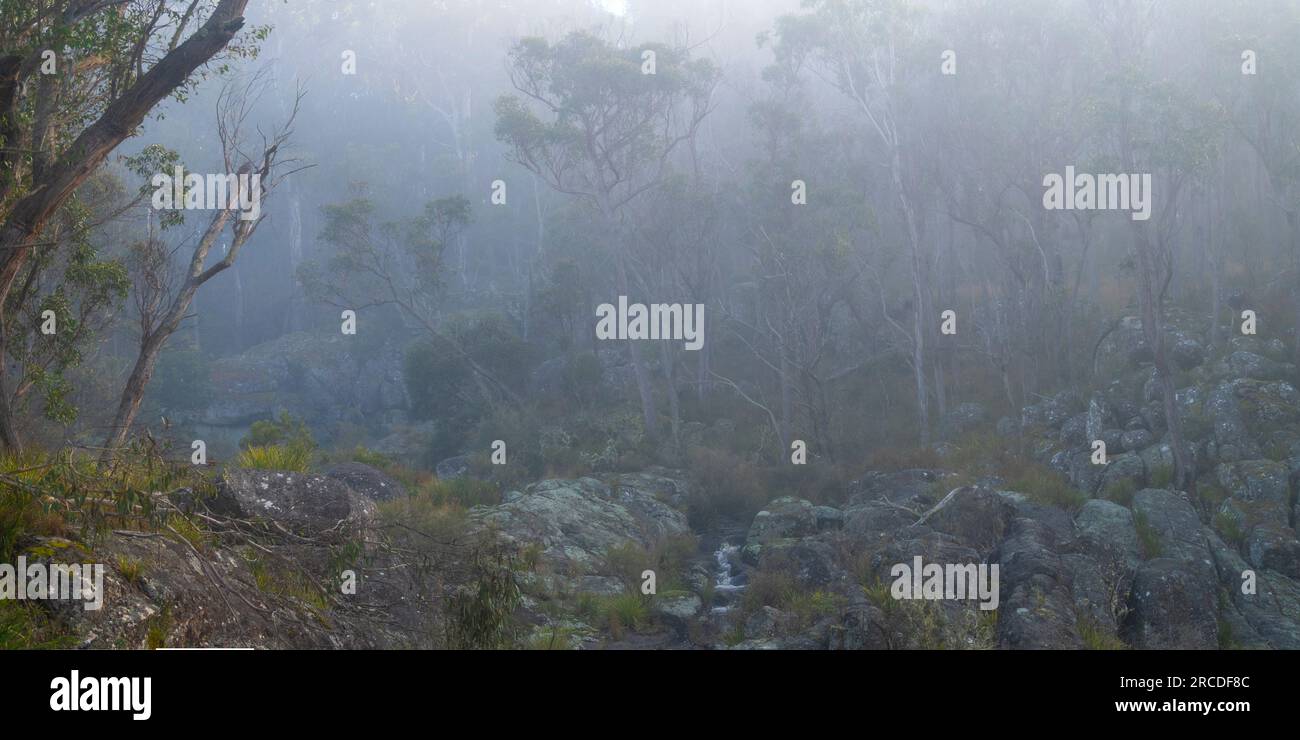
[2,0,1300,652]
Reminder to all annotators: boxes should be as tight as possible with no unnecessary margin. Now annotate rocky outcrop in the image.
[1008,314,1300,649]
[211,468,376,537]
[190,331,411,454]
[470,474,690,573]
[26,464,446,649]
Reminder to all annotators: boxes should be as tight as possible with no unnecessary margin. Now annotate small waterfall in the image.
[711,540,745,613]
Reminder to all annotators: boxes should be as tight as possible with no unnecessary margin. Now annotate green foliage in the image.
[1007,466,1086,510]
[116,554,144,587]
[376,488,469,556]
[575,592,651,641]
[1078,616,1128,650]
[562,352,604,408]
[404,313,535,462]
[235,415,316,473]
[1147,463,1175,489]
[246,553,329,611]
[419,476,501,509]
[535,262,589,352]
[236,444,313,473]
[1102,478,1139,507]
[6,193,129,426]
[1213,510,1245,546]
[445,550,522,649]
[349,446,392,468]
[1134,511,1164,559]
[144,605,172,650]
[241,412,316,451]
[602,534,697,594]
[2,445,209,555]
[0,600,76,650]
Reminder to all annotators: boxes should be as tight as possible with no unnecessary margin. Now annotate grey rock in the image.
[1099,453,1146,494]
[1131,489,1210,564]
[325,462,408,502]
[1120,429,1153,453]
[994,518,1082,649]
[1207,381,1262,462]
[650,593,702,636]
[435,455,471,480]
[1208,532,1300,649]
[1125,557,1218,649]
[1074,499,1140,569]
[469,476,690,574]
[1221,351,1292,381]
[211,468,375,537]
[1215,460,1292,530]
[747,497,842,549]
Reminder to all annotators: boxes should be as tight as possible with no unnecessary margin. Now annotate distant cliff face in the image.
[182,331,412,456]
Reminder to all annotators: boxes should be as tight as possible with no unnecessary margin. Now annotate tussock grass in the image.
[236,443,313,472]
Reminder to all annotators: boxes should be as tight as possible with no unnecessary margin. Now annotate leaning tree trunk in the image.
[101,332,170,460]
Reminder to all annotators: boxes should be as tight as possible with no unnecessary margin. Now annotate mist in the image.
[2,0,1299,655]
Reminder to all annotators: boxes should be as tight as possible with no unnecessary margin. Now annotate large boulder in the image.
[925,486,1015,553]
[994,518,1082,649]
[1206,381,1262,462]
[1098,453,1146,494]
[468,476,689,574]
[1124,489,1219,649]
[1131,489,1211,564]
[650,593,702,636]
[1126,558,1219,649]
[1208,533,1300,649]
[210,468,376,536]
[1215,460,1292,531]
[1074,499,1140,569]
[434,455,471,480]
[747,497,842,546]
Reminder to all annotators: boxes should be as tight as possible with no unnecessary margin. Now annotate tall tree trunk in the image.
[660,339,680,453]
[615,252,658,440]
[0,390,20,453]
[102,333,168,458]
[891,150,929,446]
[1133,226,1197,498]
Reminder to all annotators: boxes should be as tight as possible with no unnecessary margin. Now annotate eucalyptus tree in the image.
[0,0,263,334]
[494,30,718,440]
[1209,0,1300,363]
[1088,48,1223,496]
[0,171,129,450]
[770,0,936,445]
[101,75,301,461]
